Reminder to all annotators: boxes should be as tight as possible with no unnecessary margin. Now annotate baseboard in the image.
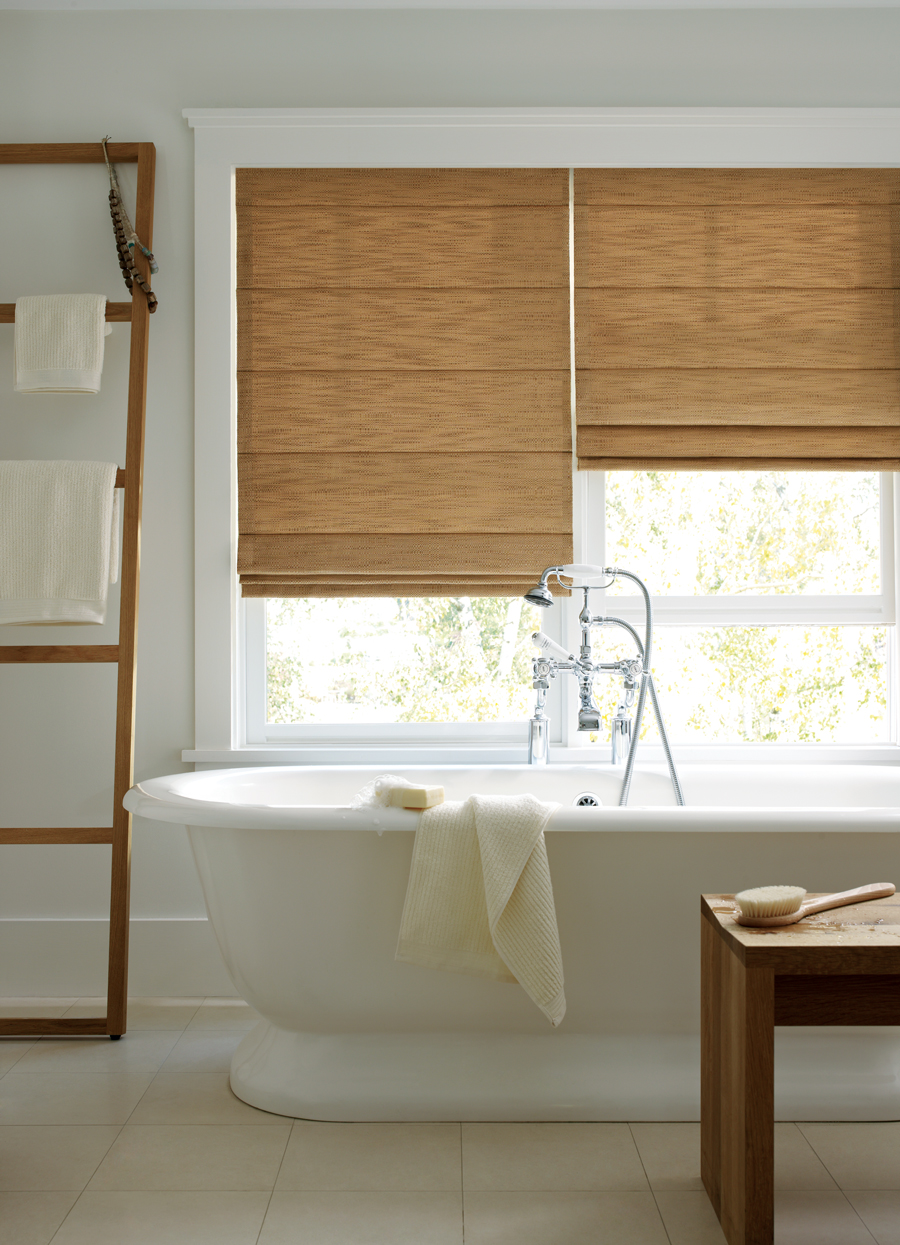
[0,917,237,996]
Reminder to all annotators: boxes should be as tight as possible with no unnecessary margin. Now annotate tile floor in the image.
[1,998,899,1243]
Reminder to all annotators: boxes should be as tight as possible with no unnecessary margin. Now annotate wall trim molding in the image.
[185,105,900,129]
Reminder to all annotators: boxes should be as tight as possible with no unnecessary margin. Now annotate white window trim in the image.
[183,106,900,765]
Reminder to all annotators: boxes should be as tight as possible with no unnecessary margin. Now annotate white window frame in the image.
[184,106,900,765]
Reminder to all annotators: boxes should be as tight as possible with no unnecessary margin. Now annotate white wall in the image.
[2,7,900,996]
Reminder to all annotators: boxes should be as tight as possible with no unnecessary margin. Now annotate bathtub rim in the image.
[124,764,900,832]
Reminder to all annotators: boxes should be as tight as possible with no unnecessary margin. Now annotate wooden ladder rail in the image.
[0,141,155,1039]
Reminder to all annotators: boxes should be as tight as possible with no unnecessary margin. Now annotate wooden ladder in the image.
[0,141,155,1038]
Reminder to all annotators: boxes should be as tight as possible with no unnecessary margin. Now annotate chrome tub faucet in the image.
[524,565,684,807]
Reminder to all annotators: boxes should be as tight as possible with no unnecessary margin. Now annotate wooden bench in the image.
[701,891,900,1245]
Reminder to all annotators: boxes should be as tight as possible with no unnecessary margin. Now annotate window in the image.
[592,470,893,745]
[185,108,900,763]
[264,595,545,725]
[246,593,566,753]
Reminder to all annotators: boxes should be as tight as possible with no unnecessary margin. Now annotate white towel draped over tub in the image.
[15,294,111,394]
[0,461,120,625]
[396,793,566,1027]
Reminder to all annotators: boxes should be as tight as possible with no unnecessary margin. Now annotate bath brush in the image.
[734,882,895,927]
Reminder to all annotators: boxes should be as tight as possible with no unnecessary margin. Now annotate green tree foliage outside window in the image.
[267,595,543,725]
[602,471,886,743]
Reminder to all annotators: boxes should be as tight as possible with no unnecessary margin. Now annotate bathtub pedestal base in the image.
[229,1020,900,1122]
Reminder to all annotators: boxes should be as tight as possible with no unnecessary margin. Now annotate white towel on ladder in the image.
[396,793,566,1027]
[0,460,120,625]
[14,294,111,393]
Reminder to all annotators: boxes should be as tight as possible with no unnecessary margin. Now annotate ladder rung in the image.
[0,645,119,663]
[0,302,132,324]
[0,142,140,164]
[0,1017,110,1037]
[0,827,115,844]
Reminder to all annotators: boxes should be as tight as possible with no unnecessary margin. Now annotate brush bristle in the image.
[734,885,806,918]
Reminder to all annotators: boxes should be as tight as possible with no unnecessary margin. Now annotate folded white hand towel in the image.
[0,461,120,625]
[396,793,566,1027]
[15,294,112,393]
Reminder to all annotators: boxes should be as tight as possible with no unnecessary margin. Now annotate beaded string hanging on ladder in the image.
[102,136,158,312]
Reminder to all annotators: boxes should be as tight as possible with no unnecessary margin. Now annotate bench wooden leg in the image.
[701,913,723,1216]
[702,918,775,1245]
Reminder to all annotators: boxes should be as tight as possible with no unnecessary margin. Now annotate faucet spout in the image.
[528,716,550,765]
[610,703,633,765]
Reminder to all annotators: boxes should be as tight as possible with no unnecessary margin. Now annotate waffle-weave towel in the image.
[0,460,120,624]
[15,294,111,393]
[396,793,566,1026]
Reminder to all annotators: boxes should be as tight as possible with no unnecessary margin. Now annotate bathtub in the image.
[125,763,900,1122]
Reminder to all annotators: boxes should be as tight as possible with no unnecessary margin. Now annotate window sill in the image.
[183,743,900,767]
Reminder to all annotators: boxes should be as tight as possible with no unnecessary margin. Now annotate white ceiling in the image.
[2,0,899,9]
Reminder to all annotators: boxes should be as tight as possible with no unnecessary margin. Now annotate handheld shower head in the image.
[524,563,615,608]
[523,567,561,608]
[523,581,554,608]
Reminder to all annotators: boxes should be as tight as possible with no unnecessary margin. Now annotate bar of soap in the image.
[388,785,445,810]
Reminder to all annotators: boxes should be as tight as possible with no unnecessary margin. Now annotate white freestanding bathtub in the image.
[125,763,900,1121]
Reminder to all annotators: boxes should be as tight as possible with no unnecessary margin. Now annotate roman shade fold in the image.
[573,169,900,471]
[235,169,572,598]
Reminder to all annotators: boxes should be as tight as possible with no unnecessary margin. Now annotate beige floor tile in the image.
[49,1191,271,1245]
[128,1073,282,1125]
[0,1192,79,1245]
[774,1190,877,1245]
[0,999,78,1019]
[463,1191,669,1245]
[0,1126,120,1191]
[630,1123,703,1191]
[0,1073,152,1125]
[630,1122,836,1194]
[654,1191,728,1244]
[0,1039,37,1076]
[276,1122,461,1191]
[799,1123,900,1190]
[10,1031,180,1075]
[846,1191,900,1245]
[87,1123,291,1191]
[187,999,261,1031]
[63,998,204,1030]
[774,1123,839,1191]
[462,1122,648,1191]
[159,1030,244,1072]
[258,1191,463,1245]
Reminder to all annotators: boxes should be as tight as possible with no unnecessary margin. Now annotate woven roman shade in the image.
[574,169,900,470]
[235,169,572,597]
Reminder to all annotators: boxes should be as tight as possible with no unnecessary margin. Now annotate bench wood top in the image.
[701,892,900,973]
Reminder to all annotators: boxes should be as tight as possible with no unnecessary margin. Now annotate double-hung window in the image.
[184,109,900,765]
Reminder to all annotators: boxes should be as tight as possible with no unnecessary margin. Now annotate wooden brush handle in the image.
[802,883,895,917]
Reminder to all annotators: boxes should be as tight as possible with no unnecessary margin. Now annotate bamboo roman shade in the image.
[574,169,900,470]
[235,169,572,597]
